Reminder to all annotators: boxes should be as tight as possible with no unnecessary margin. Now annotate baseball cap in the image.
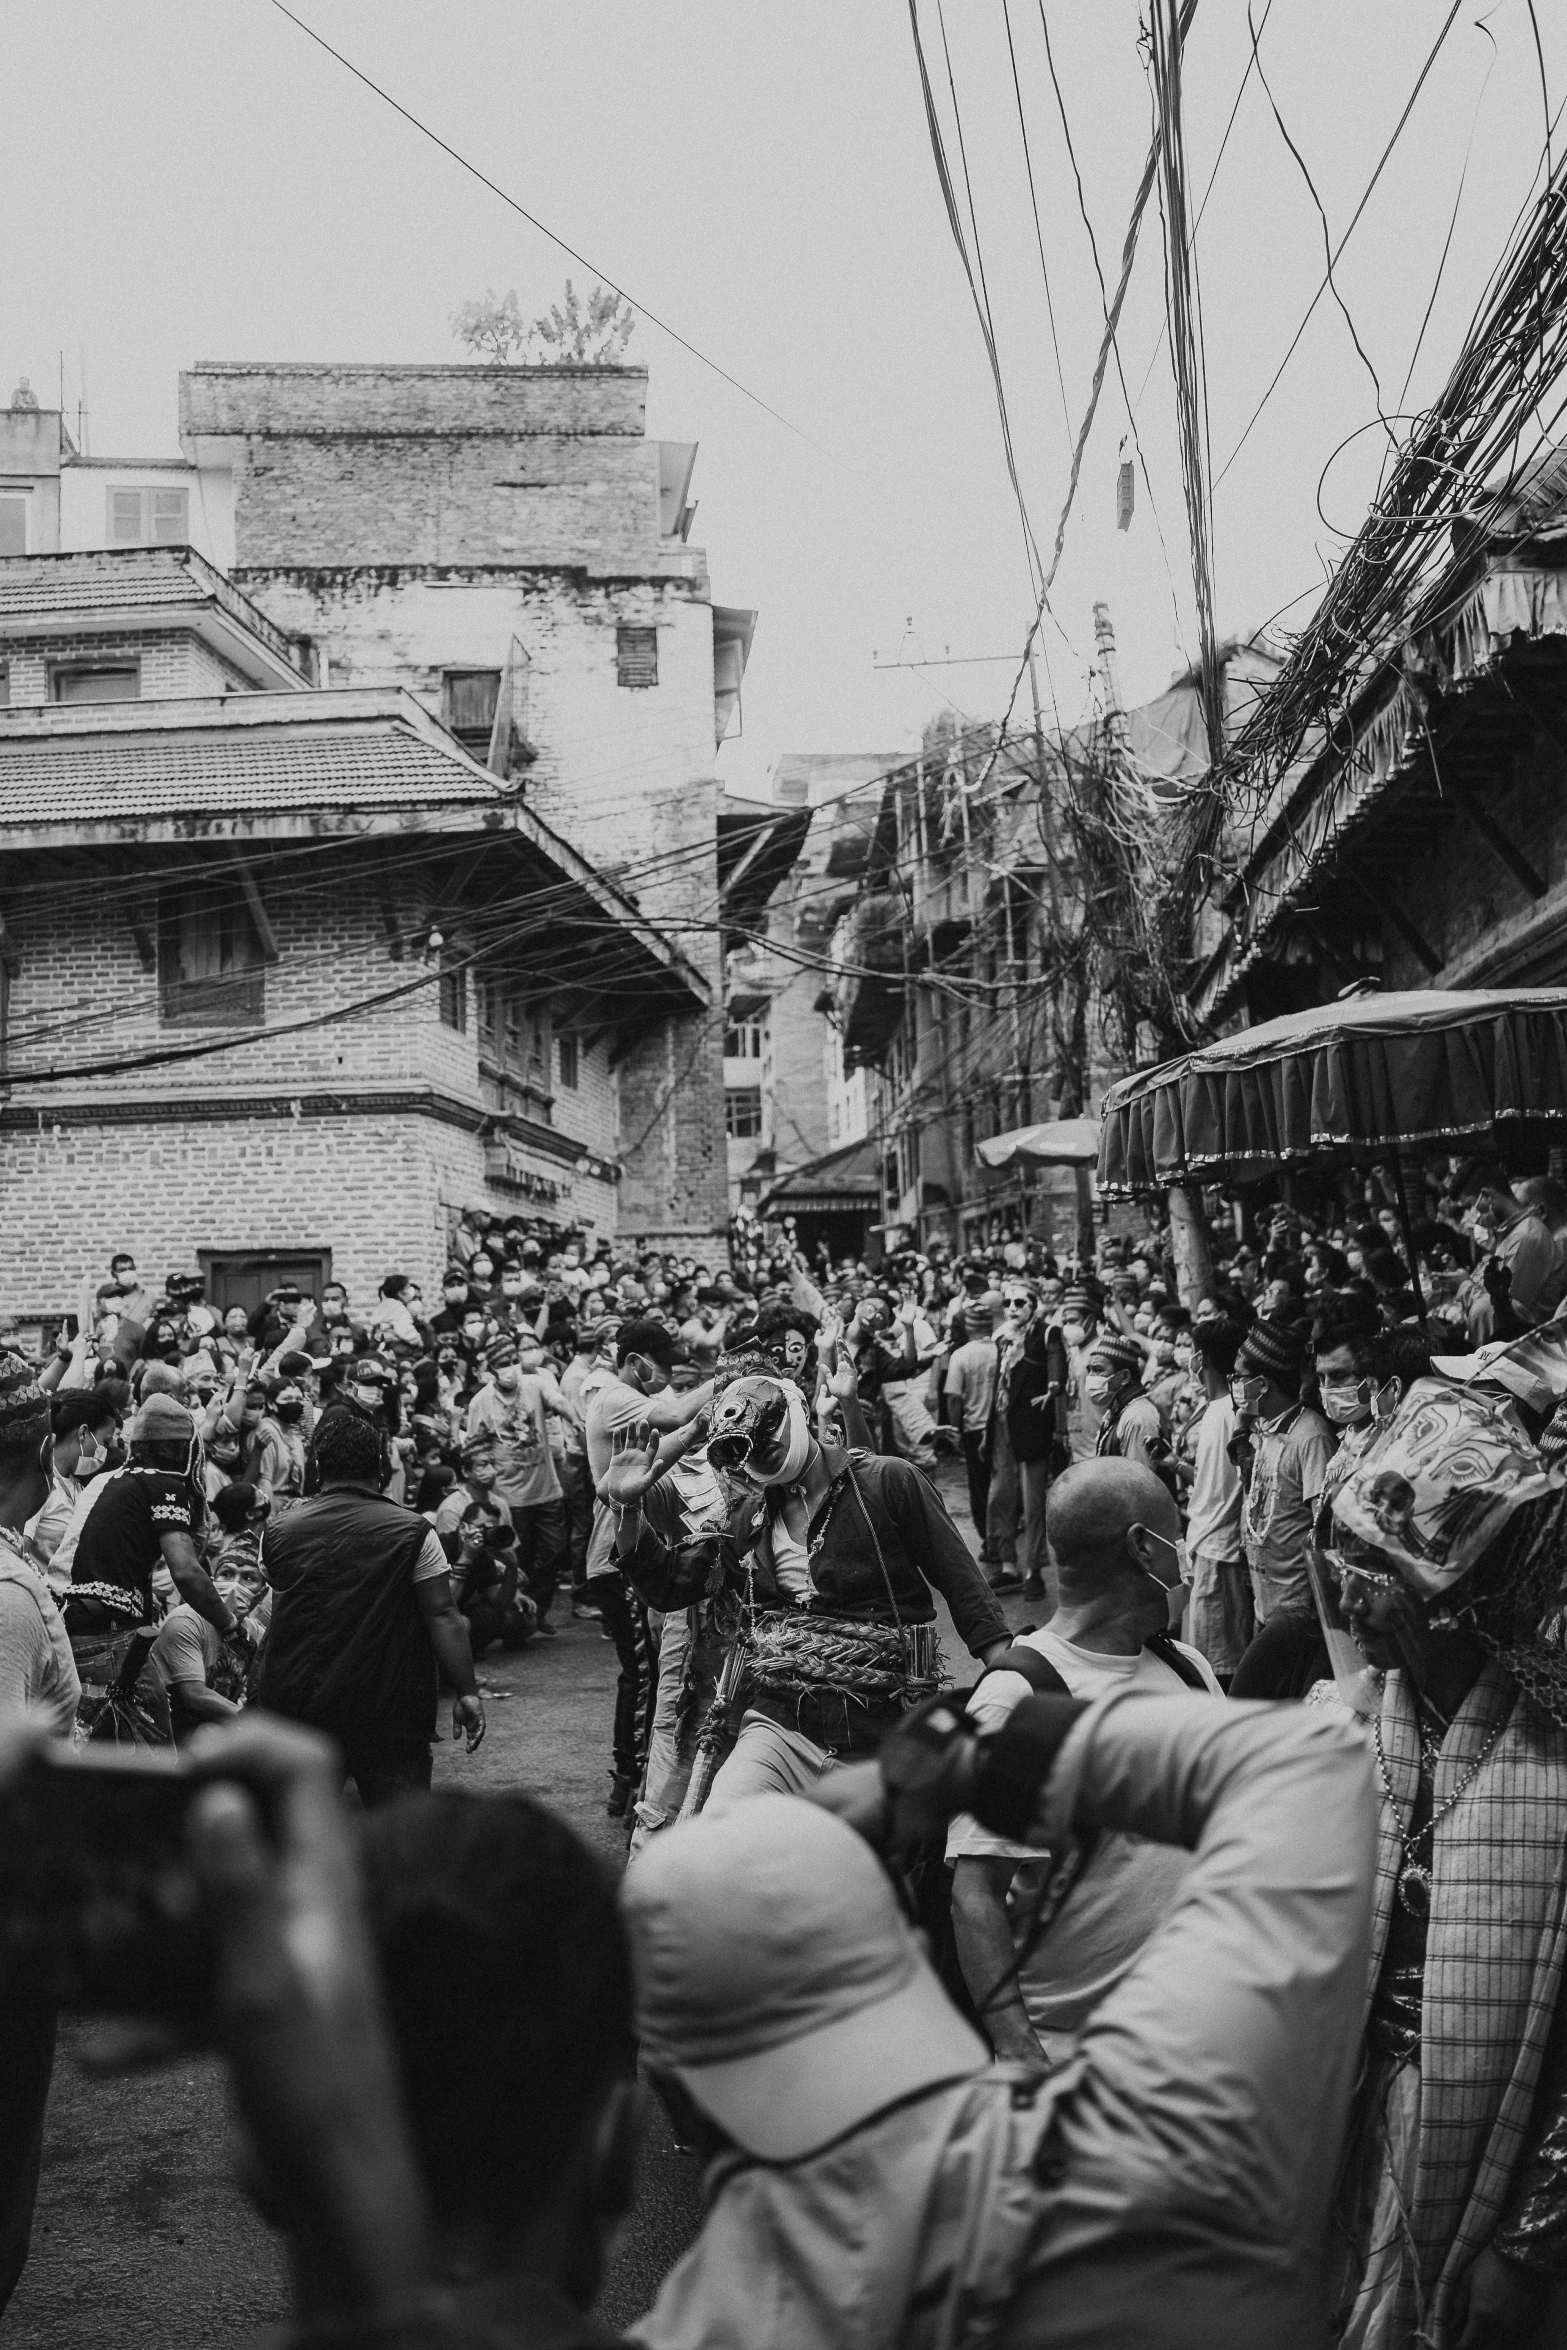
[623,1794,986,2161]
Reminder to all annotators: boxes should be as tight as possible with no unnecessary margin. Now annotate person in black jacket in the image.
[257,1410,484,1804]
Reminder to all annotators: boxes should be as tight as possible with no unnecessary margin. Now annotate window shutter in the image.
[0,497,26,557]
[616,625,658,688]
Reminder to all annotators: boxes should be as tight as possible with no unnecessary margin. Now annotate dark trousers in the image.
[0,2004,55,2319]
[589,1572,656,1784]
[960,1428,990,1539]
[342,1737,433,1808]
[514,1500,568,1625]
[558,1455,593,1588]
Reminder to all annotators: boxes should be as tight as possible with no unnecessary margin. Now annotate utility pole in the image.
[1030,648,1095,1265]
[1098,595,1215,1303]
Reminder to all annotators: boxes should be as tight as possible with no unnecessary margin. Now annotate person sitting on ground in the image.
[947,1459,1218,2067]
[150,1549,267,1743]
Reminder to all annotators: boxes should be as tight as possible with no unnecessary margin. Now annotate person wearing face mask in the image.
[602,1367,1010,1815]
[947,1458,1219,2067]
[1086,1334,1165,1479]
[253,1375,311,1513]
[1057,1284,1103,1463]
[988,1284,1071,1608]
[1231,1320,1336,1626]
[1451,1160,1567,1344]
[464,1334,578,1636]
[150,1550,268,1741]
[24,1387,122,1565]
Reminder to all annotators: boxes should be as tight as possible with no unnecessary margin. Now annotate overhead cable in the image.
[263,0,817,448]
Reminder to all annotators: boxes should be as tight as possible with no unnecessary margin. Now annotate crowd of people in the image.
[0,1160,1562,2343]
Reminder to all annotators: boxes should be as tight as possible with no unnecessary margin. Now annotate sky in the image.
[3,0,1561,801]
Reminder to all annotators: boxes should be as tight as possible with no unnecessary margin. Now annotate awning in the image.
[1098,985,1567,1194]
[758,1136,880,1212]
[975,1116,1100,1170]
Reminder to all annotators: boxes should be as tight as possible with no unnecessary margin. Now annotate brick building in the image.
[0,360,728,1319]
[177,361,749,1256]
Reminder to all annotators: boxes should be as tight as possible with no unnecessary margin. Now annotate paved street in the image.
[4,1458,1010,2348]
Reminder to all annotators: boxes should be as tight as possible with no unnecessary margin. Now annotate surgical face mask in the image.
[1319,1375,1373,1427]
[493,1362,521,1390]
[1173,1340,1195,1371]
[1085,1375,1116,1411]
[275,1398,306,1426]
[1135,1525,1191,1629]
[1230,1373,1268,1416]
[74,1428,109,1478]
[349,1384,383,1413]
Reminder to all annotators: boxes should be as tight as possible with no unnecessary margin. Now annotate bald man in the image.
[948,1458,1221,2065]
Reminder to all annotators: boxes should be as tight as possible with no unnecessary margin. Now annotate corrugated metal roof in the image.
[0,721,504,826]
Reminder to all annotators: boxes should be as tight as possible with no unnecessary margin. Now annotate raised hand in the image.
[601,1418,664,1507]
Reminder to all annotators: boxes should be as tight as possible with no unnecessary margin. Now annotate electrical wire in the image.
[1000,0,1073,449]
[263,0,817,450]
[1245,2,1394,456]
[1035,0,1188,652]
[1215,0,1467,487]
[1131,0,1276,413]
[908,0,1044,596]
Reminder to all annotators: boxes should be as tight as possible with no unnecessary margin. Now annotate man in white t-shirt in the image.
[948,1457,1219,2065]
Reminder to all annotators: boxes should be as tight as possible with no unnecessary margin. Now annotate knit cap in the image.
[1090,1333,1144,1380]
[0,1354,49,1456]
[1237,1319,1304,1385]
[130,1393,196,1447]
[1062,1285,1095,1318]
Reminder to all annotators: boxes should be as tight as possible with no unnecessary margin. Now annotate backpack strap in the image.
[968,1641,1072,1703]
[1143,1629,1210,1689]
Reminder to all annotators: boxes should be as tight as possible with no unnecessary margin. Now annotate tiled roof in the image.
[0,548,300,670]
[0,717,505,829]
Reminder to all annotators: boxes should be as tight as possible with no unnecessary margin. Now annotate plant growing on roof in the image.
[451,280,635,366]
